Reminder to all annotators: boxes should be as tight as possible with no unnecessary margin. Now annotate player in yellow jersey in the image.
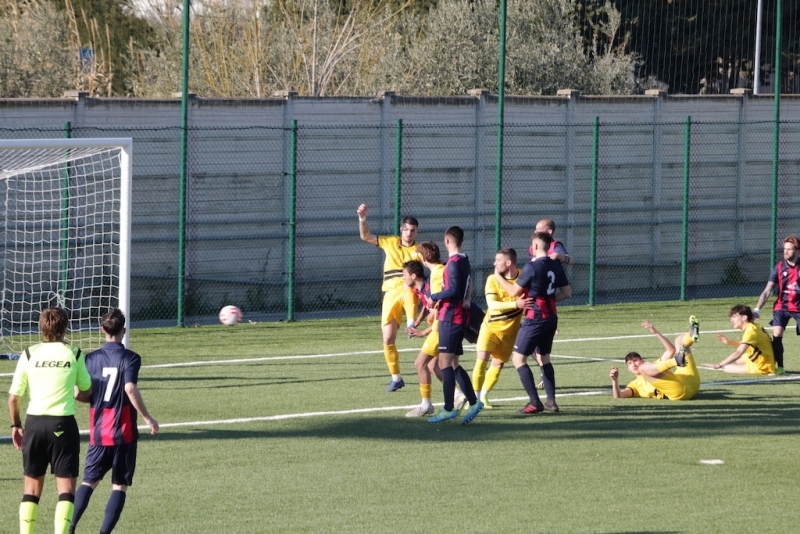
[357,203,420,392]
[470,248,531,408]
[701,304,776,375]
[8,308,92,534]
[610,319,701,401]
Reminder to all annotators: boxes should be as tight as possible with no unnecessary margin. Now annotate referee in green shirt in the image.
[8,307,92,534]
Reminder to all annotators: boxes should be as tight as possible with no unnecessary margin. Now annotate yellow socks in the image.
[384,344,401,375]
[483,365,502,396]
[472,359,489,392]
[420,383,432,402]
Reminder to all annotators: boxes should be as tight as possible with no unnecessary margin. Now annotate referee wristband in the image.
[359,217,366,222]
[10,424,21,428]
[753,308,760,314]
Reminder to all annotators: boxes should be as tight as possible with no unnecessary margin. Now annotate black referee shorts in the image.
[22,415,80,478]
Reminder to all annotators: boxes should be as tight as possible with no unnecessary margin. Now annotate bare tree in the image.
[270,0,410,96]
[130,0,409,97]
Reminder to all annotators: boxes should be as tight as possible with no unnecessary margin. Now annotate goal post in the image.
[0,138,132,354]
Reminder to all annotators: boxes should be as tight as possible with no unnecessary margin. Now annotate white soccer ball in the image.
[219,305,243,326]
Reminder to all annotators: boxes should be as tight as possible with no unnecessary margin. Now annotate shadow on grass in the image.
[143,373,384,390]
[135,391,800,444]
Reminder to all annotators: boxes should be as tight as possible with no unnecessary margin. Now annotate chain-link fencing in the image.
[2,119,799,326]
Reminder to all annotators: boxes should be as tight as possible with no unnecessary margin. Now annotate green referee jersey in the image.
[8,342,91,417]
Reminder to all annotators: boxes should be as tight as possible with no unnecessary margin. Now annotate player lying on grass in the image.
[701,304,776,375]
[610,318,701,401]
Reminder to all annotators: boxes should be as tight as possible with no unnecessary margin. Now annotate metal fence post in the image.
[60,122,72,304]
[589,117,599,306]
[495,0,507,251]
[681,116,692,301]
[394,119,402,231]
[177,0,191,327]
[287,120,298,322]
[771,0,783,266]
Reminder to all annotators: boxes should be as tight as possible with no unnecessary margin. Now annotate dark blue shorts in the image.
[771,310,800,335]
[514,317,558,357]
[437,320,465,356]
[83,442,138,486]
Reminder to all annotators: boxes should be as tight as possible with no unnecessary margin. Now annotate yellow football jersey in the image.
[482,270,523,335]
[429,263,445,295]
[741,322,776,374]
[426,263,446,332]
[377,236,418,292]
[626,375,666,399]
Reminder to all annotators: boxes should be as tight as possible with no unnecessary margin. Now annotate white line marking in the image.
[0,329,740,376]
[2,374,798,442]
[0,390,605,441]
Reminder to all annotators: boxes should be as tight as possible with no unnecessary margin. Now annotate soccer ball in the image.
[219,305,243,326]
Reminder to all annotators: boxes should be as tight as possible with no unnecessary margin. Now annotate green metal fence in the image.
[2,119,799,326]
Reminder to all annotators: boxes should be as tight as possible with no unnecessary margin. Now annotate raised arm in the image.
[356,204,378,246]
[641,320,676,360]
[609,367,633,399]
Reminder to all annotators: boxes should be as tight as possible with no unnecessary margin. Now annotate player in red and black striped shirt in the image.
[428,226,484,424]
[71,309,159,534]
[754,235,800,374]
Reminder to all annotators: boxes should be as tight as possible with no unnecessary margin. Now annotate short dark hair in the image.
[403,260,425,279]
[532,231,553,250]
[417,241,440,264]
[39,307,68,342]
[729,304,753,322]
[497,247,517,264]
[101,308,126,337]
[445,226,464,247]
[624,351,643,362]
[402,216,419,228]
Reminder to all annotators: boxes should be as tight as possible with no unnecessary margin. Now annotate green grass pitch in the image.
[1,298,799,533]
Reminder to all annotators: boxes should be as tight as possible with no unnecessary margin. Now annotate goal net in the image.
[0,138,131,355]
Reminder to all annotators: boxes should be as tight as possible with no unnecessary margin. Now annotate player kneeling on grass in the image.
[70,309,159,534]
[610,318,701,401]
[701,304,776,375]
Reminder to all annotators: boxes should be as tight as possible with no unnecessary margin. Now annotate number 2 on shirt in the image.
[546,271,556,295]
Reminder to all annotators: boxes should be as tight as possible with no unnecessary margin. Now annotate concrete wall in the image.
[2,91,799,323]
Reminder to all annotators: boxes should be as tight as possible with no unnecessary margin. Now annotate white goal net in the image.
[0,138,131,355]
